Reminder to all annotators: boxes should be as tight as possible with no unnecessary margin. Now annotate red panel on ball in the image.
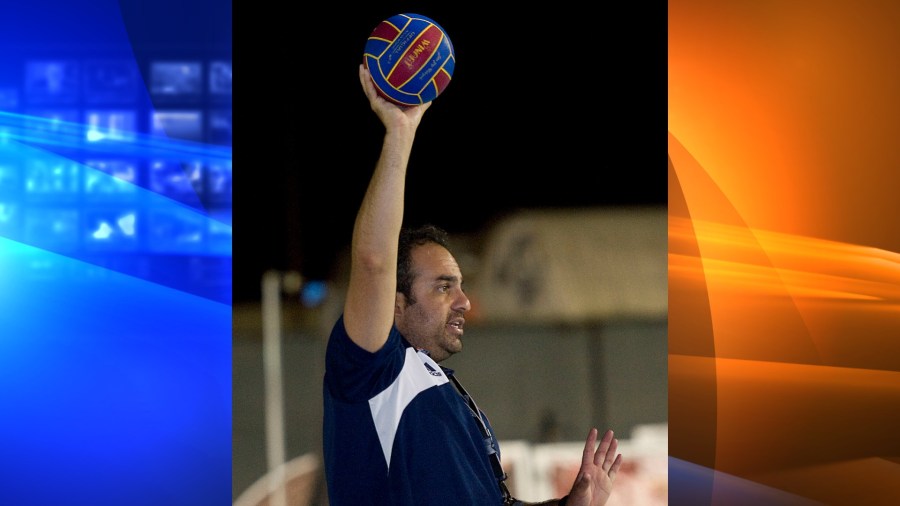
[432,68,451,94]
[370,22,399,42]
[386,25,444,88]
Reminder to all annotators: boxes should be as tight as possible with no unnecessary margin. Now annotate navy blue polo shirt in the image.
[323,315,505,505]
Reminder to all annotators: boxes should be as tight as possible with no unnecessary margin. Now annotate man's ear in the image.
[394,292,406,318]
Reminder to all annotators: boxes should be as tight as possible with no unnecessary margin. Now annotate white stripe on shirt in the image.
[368,348,450,468]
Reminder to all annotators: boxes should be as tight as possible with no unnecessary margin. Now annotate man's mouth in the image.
[447,318,465,335]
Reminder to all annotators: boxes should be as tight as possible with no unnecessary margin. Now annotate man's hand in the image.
[358,64,430,134]
[565,428,623,506]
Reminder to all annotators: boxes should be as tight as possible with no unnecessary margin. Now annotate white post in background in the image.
[261,270,296,506]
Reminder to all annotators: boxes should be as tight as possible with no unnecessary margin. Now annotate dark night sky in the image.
[234,3,667,301]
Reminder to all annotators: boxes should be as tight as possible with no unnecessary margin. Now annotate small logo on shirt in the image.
[423,362,443,377]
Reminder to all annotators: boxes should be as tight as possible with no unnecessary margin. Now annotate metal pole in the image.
[261,270,286,506]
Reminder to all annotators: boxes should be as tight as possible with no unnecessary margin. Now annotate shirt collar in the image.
[407,339,456,376]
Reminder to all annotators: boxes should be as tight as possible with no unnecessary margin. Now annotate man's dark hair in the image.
[397,224,451,303]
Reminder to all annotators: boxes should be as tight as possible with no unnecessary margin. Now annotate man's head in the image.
[395,224,471,362]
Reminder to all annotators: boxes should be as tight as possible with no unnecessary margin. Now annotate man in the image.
[322,64,623,505]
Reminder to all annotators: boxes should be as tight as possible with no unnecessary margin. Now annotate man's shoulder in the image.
[326,315,407,357]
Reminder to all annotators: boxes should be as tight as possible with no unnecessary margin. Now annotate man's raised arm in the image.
[342,64,432,352]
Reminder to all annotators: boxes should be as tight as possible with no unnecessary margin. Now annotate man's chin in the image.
[434,339,463,362]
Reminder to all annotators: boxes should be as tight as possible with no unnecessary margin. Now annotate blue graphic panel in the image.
[0,0,232,504]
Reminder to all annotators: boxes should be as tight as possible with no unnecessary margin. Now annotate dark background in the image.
[234,3,667,301]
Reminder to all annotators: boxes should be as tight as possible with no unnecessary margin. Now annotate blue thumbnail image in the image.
[24,60,79,105]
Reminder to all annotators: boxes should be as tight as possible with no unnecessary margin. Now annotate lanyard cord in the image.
[447,373,514,504]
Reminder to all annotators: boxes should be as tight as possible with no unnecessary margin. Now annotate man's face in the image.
[395,242,471,362]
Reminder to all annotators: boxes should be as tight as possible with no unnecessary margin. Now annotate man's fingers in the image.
[593,429,615,467]
[608,453,623,480]
[603,437,618,471]
[358,64,374,98]
[581,428,599,467]
[583,428,623,480]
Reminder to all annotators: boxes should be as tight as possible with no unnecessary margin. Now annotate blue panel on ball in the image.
[363,38,390,59]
